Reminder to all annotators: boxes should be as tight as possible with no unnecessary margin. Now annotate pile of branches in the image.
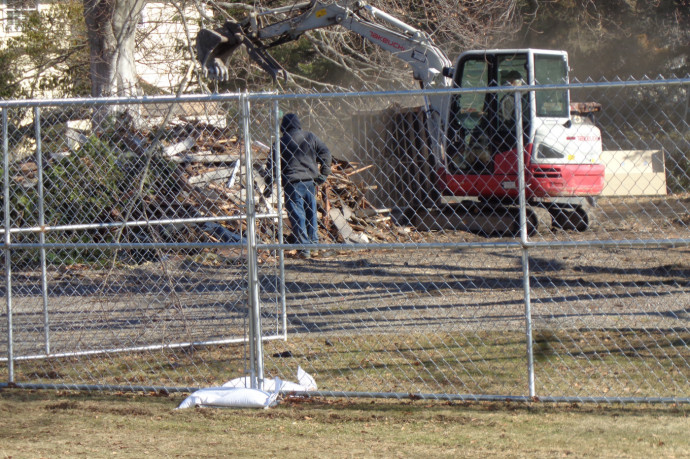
[9,116,415,265]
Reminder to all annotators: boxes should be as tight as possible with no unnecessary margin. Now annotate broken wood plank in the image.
[171,154,240,164]
[252,140,271,152]
[328,208,355,243]
[226,160,240,188]
[162,137,196,157]
[345,164,374,177]
[188,167,240,185]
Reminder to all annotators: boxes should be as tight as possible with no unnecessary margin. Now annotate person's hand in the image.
[315,175,328,185]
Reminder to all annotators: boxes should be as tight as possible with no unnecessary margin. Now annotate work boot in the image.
[314,250,336,258]
[296,250,311,259]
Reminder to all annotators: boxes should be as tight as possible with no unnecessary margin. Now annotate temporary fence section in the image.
[0,94,285,391]
[1,78,689,404]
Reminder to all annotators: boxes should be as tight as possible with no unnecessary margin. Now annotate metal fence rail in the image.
[1,79,689,404]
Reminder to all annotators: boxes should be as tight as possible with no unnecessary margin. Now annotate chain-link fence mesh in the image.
[1,79,689,403]
[1,96,285,390]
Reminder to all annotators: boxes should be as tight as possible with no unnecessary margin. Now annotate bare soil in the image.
[275,195,690,336]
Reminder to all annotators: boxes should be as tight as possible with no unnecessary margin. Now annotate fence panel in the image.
[0,96,284,390]
[249,91,532,399]
[1,79,689,403]
[256,81,689,402]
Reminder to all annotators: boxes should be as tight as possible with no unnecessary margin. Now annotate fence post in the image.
[242,92,265,390]
[34,107,50,355]
[515,90,536,399]
[272,101,288,341]
[2,109,13,382]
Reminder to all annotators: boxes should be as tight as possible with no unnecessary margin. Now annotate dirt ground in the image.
[273,195,690,336]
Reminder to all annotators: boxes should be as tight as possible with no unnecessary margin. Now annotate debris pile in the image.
[9,117,415,258]
[163,121,403,246]
[175,124,410,245]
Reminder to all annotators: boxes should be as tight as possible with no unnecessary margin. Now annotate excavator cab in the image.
[441,49,604,205]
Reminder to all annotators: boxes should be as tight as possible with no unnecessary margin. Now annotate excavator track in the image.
[411,201,541,237]
[546,200,597,232]
[409,198,596,237]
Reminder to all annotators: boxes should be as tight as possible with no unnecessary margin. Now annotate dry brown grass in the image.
[1,389,688,458]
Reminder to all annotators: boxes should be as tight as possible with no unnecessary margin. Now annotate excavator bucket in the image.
[196,21,287,82]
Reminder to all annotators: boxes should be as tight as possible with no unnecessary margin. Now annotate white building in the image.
[135,2,207,92]
[0,0,207,95]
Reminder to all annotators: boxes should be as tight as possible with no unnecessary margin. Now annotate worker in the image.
[497,70,528,151]
[263,113,333,259]
[499,70,524,123]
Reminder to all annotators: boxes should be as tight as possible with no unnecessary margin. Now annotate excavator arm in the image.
[195,0,452,89]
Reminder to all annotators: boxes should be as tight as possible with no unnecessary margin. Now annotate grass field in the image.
[0,389,688,458]
[8,329,690,402]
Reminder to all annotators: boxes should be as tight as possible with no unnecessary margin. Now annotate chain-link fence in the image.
[1,78,689,403]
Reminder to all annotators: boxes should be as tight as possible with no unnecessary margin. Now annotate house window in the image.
[5,0,38,33]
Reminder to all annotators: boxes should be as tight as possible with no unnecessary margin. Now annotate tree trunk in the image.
[83,0,145,128]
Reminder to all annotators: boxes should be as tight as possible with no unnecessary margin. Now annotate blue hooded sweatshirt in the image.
[265,113,332,187]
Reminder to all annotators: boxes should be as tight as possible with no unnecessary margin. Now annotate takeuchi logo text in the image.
[369,31,406,51]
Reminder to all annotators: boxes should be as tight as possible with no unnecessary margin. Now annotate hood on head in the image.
[281,113,301,133]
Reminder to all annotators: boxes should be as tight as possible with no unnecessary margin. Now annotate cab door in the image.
[442,52,531,198]
[445,55,494,175]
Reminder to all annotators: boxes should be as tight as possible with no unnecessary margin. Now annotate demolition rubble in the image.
[164,119,411,247]
[10,117,417,259]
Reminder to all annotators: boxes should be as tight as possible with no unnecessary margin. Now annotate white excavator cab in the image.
[445,50,567,171]
[441,49,604,202]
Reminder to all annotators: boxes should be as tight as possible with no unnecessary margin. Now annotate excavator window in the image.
[496,55,529,153]
[534,55,569,118]
[446,53,533,175]
[445,57,492,174]
[445,52,572,177]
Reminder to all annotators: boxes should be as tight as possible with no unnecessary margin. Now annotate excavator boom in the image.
[195,0,452,164]
[195,0,451,88]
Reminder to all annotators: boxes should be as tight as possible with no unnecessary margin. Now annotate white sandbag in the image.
[296,366,317,391]
[222,366,317,392]
[177,378,281,409]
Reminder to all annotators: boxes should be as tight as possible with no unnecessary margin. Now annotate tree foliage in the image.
[0,1,89,99]
[518,0,689,79]
[195,0,688,92]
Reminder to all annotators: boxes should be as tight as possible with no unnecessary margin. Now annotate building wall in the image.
[0,1,208,95]
[135,2,207,93]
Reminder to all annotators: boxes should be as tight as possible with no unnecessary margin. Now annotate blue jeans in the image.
[284,180,318,252]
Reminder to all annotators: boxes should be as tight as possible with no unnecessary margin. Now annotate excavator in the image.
[195,0,605,235]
